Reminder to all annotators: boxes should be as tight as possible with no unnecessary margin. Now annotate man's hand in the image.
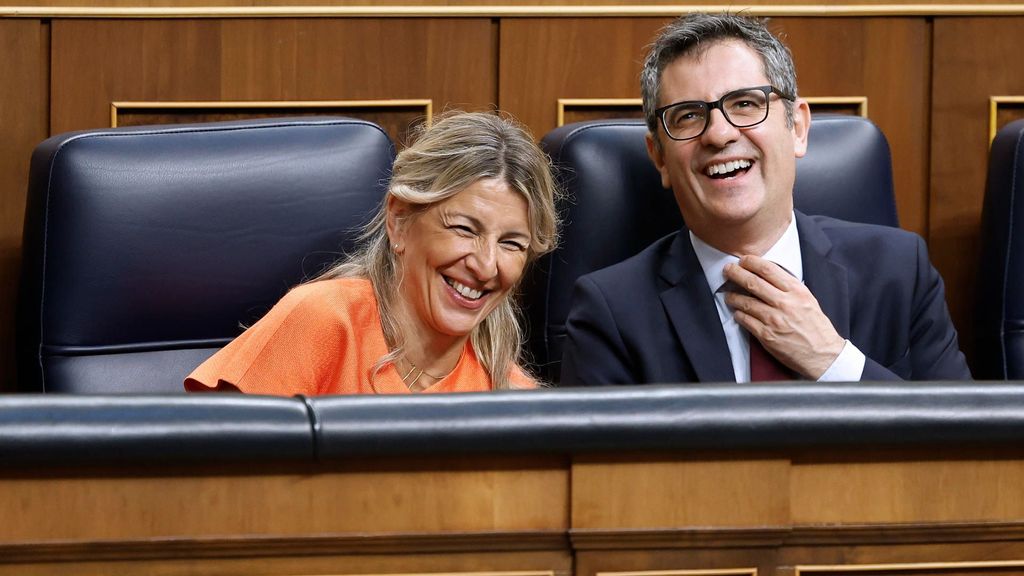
[723,255,845,379]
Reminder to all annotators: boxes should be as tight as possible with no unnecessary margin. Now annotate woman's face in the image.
[388,178,532,348]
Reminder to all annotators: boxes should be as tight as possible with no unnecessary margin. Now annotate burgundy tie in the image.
[748,335,797,381]
[718,279,798,381]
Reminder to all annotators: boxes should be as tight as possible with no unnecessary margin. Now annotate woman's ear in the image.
[386,195,410,254]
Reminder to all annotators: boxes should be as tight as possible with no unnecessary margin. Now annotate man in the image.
[560,12,971,384]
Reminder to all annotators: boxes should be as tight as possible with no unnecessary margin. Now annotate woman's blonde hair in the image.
[319,111,560,389]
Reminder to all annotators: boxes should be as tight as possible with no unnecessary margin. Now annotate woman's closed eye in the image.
[449,224,477,237]
[500,238,528,252]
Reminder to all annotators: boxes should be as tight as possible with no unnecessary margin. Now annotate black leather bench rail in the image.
[3,384,1023,467]
[0,395,314,466]
[308,383,1024,458]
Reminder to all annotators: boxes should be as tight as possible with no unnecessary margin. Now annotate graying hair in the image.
[641,12,798,138]
[318,111,560,390]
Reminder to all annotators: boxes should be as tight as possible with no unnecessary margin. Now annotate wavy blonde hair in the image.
[319,111,560,389]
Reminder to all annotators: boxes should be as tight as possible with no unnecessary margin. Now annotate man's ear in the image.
[792,98,812,159]
[385,195,411,251]
[645,132,672,190]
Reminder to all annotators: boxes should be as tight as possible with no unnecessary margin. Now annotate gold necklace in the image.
[400,358,452,384]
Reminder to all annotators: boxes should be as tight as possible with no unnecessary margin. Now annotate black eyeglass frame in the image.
[655,85,795,142]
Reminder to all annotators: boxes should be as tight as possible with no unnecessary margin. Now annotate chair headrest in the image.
[524,114,897,379]
[18,117,395,392]
[975,118,1024,379]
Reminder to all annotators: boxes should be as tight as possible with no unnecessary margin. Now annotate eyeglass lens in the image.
[662,87,770,140]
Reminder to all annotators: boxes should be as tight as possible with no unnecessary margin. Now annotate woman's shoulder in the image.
[508,363,540,390]
[281,277,376,315]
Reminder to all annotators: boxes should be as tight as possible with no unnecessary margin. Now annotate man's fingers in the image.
[737,255,798,290]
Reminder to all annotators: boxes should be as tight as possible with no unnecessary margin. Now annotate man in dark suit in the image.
[560,12,971,384]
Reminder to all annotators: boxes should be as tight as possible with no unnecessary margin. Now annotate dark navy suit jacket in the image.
[561,211,972,384]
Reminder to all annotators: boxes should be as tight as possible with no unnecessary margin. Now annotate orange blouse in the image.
[185,278,536,396]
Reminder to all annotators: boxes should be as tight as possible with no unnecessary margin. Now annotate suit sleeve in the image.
[862,235,971,381]
[560,275,638,386]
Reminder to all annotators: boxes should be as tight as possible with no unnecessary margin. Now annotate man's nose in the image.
[701,107,739,146]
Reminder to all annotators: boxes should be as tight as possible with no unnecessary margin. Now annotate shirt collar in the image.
[689,213,803,293]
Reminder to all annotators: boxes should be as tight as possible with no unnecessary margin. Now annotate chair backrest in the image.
[975,119,1024,379]
[524,114,898,381]
[17,117,395,393]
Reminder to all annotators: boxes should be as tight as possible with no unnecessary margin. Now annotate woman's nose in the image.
[466,240,498,280]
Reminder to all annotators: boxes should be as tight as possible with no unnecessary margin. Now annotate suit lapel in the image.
[659,232,736,382]
[796,212,851,338]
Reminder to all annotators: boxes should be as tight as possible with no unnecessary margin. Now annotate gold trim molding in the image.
[6,4,1024,19]
[989,95,1024,143]
[556,95,866,127]
[557,98,641,126]
[796,560,1024,576]
[805,95,868,117]
[110,99,433,127]
[599,569,757,576]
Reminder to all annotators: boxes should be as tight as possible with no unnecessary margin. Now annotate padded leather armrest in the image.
[0,395,313,466]
[4,384,1021,467]
[307,383,1024,458]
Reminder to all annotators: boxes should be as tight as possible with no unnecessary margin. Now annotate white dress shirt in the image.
[688,213,865,382]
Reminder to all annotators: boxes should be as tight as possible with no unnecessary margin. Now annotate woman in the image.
[185,112,559,395]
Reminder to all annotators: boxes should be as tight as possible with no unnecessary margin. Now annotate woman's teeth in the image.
[446,277,483,300]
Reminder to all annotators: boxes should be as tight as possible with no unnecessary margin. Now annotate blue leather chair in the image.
[524,114,898,381]
[975,119,1024,379]
[17,117,395,393]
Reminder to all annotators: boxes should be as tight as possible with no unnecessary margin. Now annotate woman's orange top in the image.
[185,278,536,396]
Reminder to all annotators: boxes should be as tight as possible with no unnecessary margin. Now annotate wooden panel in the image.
[112,100,432,147]
[0,20,47,392]
[501,17,929,233]
[572,457,790,529]
[777,17,930,237]
[0,458,567,543]
[790,458,1024,524]
[932,17,1024,366]
[0,550,570,576]
[498,17,668,139]
[51,18,496,134]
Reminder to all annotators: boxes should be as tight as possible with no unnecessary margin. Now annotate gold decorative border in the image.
[557,98,641,126]
[556,95,866,127]
[598,569,757,576]
[796,560,1024,576]
[805,95,868,117]
[5,4,1024,19]
[306,572,556,576]
[110,99,433,128]
[989,95,1024,143]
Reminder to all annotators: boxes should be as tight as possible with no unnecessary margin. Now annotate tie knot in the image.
[719,279,750,296]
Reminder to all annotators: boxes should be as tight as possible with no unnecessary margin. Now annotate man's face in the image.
[646,40,810,246]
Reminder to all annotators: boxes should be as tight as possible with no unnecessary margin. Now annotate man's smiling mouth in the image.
[706,159,752,178]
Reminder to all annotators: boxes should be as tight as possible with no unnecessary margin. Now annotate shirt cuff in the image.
[817,340,866,382]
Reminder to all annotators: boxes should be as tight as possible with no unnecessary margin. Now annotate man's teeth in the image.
[447,278,483,300]
[706,159,751,176]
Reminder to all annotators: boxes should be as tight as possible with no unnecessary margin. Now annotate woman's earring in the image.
[392,243,402,254]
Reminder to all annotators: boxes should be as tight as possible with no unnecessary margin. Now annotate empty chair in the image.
[17,117,395,393]
[975,119,1024,379]
[524,114,897,381]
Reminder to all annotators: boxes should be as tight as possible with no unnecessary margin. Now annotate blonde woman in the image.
[186,112,559,395]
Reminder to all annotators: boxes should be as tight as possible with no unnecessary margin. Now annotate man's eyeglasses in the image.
[655,85,794,141]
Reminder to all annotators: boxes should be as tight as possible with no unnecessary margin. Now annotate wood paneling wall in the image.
[4,449,1024,573]
[0,9,1018,387]
[0,20,47,391]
